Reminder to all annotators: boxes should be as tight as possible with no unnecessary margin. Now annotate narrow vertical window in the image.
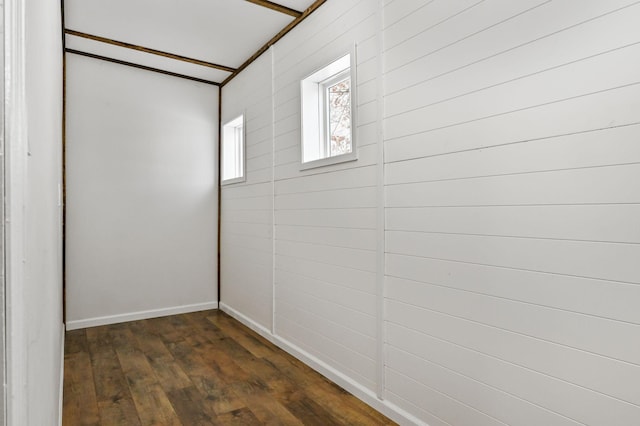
[221,114,245,184]
[325,74,351,157]
[301,52,356,169]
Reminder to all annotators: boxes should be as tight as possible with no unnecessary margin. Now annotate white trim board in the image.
[219,303,426,426]
[65,301,219,330]
[4,0,29,423]
[58,324,65,426]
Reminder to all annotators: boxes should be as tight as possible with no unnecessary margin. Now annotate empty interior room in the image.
[3,0,640,425]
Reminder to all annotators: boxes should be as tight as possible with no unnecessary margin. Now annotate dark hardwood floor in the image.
[63,310,394,425]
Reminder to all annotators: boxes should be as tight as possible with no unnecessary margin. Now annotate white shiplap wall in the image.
[221,0,391,414]
[272,0,381,393]
[220,0,640,424]
[221,52,275,332]
[383,0,640,425]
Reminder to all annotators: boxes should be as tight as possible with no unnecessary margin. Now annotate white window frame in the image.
[300,49,357,170]
[321,69,351,158]
[221,114,246,185]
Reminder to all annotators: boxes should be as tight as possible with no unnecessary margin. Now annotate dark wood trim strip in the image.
[65,49,220,86]
[61,0,66,50]
[217,87,223,304]
[245,0,302,17]
[65,29,236,73]
[221,0,327,86]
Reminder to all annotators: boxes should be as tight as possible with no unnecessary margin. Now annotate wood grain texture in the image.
[63,310,394,425]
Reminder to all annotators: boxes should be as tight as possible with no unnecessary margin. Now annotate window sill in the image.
[221,176,246,186]
[300,151,357,171]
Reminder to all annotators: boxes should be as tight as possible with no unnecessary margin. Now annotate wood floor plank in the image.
[65,329,89,355]
[207,314,276,358]
[195,375,247,415]
[116,343,182,425]
[166,386,217,425]
[90,350,130,402]
[85,326,114,356]
[166,314,196,338]
[63,310,396,425]
[115,348,157,388]
[215,407,262,425]
[186,311,226,338]
[97,397,142,426]
[262,345,329,390]
[306,384,393,426]
[109,324,140,354]
[146,316,187,345]
[167,340,246,415]
[228,375,271,401]
[231,353,304,403]
[128,382,182,426]
[194,340,253,384]
[243,393,304,426]
[63,351,100,426]
[284,396,343,426]
[149,357,194,393]
[130,320,175,362]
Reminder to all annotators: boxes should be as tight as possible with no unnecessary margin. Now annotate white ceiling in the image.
[270,0,317,10]
[64,0,320,85]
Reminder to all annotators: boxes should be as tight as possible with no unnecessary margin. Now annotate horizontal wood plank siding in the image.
[272,0,380,392]
[382,0,640,424]
[220,0,640,424]
[220,53,274,331]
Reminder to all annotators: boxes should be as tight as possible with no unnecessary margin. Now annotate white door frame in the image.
[0,0,5,422]
[3,0,29,424]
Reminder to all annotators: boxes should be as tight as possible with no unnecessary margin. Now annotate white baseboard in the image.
[65,301,219,330]
[219,303,425,426]
[219,302,273,339]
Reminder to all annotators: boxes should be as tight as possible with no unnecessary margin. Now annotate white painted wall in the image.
[65,55,219,329]
[5,0,64,424]
[221,51,275,332]
[221,0,640,425]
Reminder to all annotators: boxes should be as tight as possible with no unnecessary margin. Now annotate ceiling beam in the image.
[222,0,327,86]
[65,29,236,73]
[245,0,302,17]
[65,49,220,86]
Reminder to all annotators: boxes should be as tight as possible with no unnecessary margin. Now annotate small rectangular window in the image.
[324,72,352,157]
[221,114,245,184]
[301,52,356,169]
